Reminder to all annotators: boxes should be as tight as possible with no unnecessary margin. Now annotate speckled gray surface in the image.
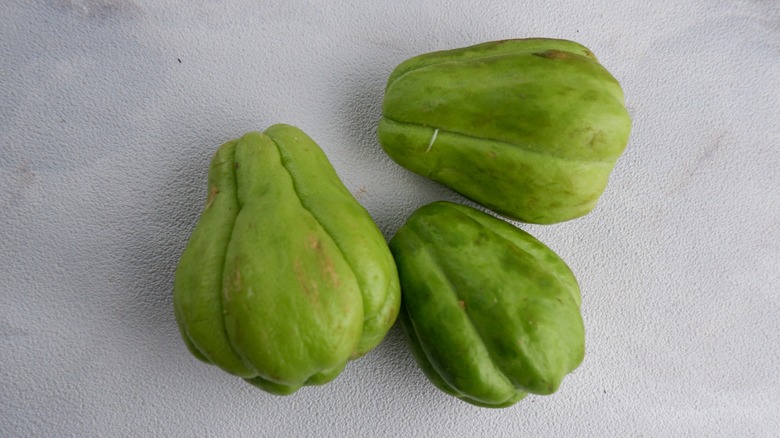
[2,1,779,436]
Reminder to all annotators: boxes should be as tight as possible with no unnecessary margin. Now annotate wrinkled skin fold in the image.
[390,201,585,408]
[378,38,632,224]
[173,125,400,394]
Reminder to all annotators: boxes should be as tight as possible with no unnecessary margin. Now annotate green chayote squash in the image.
[378,38,631,224]
[390,201,584,408]
[173,124,400,395]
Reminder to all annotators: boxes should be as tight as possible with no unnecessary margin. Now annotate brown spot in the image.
[234,269,242,288]
[533,49,574,60]
[205,185,219,209]
[384,308,397,324]
[582,49,595,59]
[321,255,340,287]
[457,300,466,310]
[309,235,340,287]
[294,258,319,304]
[224,268,242,301]
[474,233,489,245]
[588,130,605,149]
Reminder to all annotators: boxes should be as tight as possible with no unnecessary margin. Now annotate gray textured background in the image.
[2,1,779,436]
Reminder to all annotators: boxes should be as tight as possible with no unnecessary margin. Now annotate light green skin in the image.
[173,125,400,395]
[378,38,632,224]
[390,201,584,408]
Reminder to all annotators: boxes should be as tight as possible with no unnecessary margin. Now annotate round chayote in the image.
[173,124,400,395]
[390,201,584,408]
[378,38,632,224]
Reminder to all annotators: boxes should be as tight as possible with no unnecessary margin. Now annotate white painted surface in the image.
[2,1,779,436]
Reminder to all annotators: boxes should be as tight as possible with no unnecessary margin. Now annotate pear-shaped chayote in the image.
[390,201,584,408]
[378,39,631,224]
[174,125,400,395]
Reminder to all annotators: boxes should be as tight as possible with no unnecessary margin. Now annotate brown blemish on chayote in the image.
[532,49,576,60]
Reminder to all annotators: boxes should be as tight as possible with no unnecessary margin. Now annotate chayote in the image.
[378,38,631,224]
[390,201,584,408]
[173,124,400,395]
